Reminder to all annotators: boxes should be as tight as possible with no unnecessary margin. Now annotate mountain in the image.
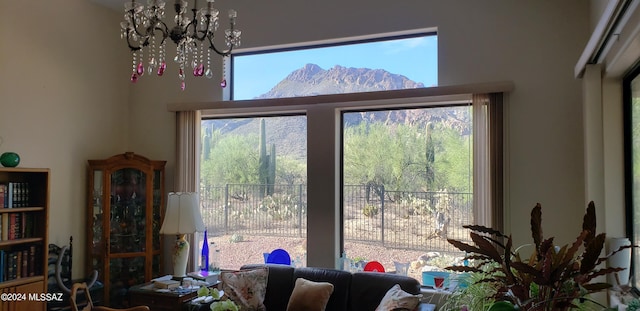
[203,64,468,161]
[256,64,425,99]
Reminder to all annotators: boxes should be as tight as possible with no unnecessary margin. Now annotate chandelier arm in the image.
[154,20,171,45]
[205,35,233,56]
[126,29,143,52]
[192,14,213,42]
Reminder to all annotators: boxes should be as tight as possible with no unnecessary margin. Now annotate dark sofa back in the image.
[241,264,295,310]
[349,271,421,311]
[239,264,421,311]
[293,267,352,311]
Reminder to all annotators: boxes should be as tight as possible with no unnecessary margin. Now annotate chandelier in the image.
[121,0,241,90]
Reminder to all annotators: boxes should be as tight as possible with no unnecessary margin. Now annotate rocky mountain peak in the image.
[257,63,425,99]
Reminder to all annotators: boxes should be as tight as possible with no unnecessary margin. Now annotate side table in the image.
[128,283,212,311]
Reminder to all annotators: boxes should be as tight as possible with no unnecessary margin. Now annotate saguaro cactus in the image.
[425,122,435,190]
[258,118,277,196]
[268,143,276,195]
[259,118,268,196]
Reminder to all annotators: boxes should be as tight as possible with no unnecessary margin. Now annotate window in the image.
[231,30,437,100]
[194,30,504,288]
[341,105,473,282]
[624,64,640,291]
[199,115,308,268]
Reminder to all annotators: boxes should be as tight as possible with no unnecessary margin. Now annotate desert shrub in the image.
[259,193,301,220]
[362,204,379,217]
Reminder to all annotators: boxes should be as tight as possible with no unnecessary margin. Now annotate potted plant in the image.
[445,201,631,311]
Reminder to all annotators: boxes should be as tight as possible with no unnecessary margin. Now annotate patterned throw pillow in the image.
[221,267,269,311]
[375,284,422,311]
[286,278,334,311]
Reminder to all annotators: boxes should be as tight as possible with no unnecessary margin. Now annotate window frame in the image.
[623,62,640,294]
[190,85,508,269]
[228,28,438,101]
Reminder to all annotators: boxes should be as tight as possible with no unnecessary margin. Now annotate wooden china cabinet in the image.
[86,152,166,307]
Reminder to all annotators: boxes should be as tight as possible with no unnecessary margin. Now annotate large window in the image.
[195,30,504,288]
[341,105,473,282]
[199,115,308,268]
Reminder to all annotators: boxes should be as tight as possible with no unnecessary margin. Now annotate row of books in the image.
[0,182,31,208]
[0,213,37,241]
[0,246,41,282]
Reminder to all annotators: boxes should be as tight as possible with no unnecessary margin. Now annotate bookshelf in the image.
[0,168,49,311]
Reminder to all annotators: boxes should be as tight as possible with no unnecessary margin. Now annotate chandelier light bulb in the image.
[121,0,240,88]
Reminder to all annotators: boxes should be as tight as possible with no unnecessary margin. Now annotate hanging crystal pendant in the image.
[137,62,144,76]
[148,57,156,75]
[205,68,213,79]
[180,81,186,91]
[179,68,185,80]
[157,61,166,76]
[220,79,227,88]
[131,72,139,83]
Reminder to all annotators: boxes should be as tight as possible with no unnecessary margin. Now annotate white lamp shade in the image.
[160,192,206,235]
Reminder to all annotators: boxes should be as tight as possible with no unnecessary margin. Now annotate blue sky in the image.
[232,35,438,100]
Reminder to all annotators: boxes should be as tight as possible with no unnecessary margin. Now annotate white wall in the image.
[141,0,589,247]
[1,0,594,275]
[0,0,130,278]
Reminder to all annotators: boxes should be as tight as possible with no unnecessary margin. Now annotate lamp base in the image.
[173,234,190,277]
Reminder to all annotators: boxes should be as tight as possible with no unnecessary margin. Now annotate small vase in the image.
[173,234,190,277]
[0,152,20,167]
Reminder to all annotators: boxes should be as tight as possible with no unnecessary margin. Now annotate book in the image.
[21,249,27,278]
[8,213,22,240]
[153,279,180,289]
[7,182,13,208]
[0,184,6,208]
[187,270,220,284]
[6,251,16,280]
[1,214,7,240]
[0,250,4,281]
[15,250,21,279]
[28,245,36,276]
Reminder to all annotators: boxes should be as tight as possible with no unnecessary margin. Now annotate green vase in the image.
[0,152,20,167]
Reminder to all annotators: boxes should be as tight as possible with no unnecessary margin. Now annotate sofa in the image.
[239,264,434,311]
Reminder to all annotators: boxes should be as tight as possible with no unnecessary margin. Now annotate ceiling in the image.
[91,0,127,12]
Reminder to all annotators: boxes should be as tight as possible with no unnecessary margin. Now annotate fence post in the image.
[380,185,385,246]
[224,184,229,234]
[298,184,303,237]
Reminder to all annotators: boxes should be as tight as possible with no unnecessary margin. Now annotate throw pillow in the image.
[221,267,269,311]
[286,277,334,311]
[375,284,422,311]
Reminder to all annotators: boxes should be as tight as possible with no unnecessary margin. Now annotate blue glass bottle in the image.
[200,230,209,271]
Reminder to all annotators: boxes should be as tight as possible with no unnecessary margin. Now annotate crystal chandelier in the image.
[121,0,241,90]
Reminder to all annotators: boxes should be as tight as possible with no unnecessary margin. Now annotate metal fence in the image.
[199,184,472,252]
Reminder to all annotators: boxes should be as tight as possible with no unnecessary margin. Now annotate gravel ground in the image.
[206,234,449,282]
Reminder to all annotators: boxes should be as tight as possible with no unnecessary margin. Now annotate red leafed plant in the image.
[446,201,630,311]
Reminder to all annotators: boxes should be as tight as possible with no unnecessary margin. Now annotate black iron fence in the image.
[199,184,472,252]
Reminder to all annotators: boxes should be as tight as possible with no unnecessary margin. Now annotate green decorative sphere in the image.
[0,152,20,167]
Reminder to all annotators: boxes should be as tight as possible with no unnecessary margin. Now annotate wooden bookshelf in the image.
[0,168,49,311]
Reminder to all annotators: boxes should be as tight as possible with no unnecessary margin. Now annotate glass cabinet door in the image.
[87,153,166,308]
[109,168,147,254]
[91,169,104,280]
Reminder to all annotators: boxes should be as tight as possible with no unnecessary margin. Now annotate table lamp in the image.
[160,192,205,277]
